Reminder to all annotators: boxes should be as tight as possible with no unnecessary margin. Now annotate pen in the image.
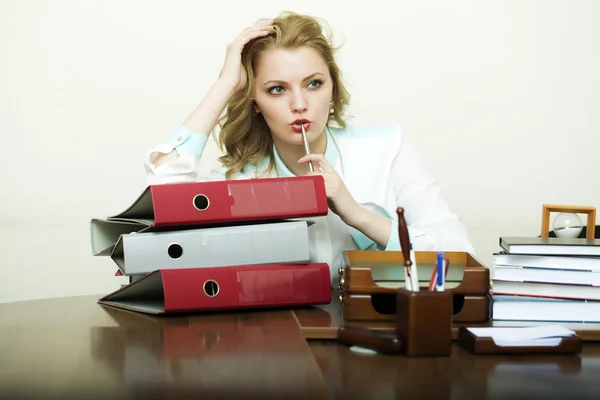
[436,252,445,291]
[301,124,314,172]
[428,263,437,291]
[396,207,416,292]
[444,257,450,283]
[409,245,420,292]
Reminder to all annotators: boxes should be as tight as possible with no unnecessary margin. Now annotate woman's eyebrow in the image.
[263,72,325,87]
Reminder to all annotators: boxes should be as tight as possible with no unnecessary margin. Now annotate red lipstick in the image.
[291,119,311,132]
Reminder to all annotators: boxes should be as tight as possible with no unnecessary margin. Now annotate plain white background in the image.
[1,0,598,303]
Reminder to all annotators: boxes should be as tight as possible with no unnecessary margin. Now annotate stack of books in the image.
[490,236,600,323]
[89,176,332,315]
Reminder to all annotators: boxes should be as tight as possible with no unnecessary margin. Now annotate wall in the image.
[1,0,598,302]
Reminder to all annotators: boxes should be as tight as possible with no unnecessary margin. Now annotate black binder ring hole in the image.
[193,194,210,211]
[204,280,219,297]
[167,243,183,259]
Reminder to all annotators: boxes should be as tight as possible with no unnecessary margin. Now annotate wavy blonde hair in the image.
[215,11,351,179]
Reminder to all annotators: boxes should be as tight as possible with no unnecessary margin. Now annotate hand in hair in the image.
[220,20,275,92]
[158,19,275,164]
[298,153,393,249]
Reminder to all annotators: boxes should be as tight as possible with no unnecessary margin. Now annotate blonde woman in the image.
[145,12,474,282]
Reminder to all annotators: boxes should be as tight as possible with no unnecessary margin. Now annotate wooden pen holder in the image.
[396,288,453,357]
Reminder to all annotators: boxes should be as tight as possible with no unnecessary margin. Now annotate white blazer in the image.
[144,123,475,283]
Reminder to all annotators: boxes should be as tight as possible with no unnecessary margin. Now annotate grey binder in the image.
[90,219,150,256]
[110,220,312,275]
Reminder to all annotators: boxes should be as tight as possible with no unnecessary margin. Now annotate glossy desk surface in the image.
[1,294,600,399]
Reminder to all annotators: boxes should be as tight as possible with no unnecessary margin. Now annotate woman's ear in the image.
[253,101,261,115]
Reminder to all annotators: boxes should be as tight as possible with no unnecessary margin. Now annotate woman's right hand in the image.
[219,20,275,92]
[162,20,275,160]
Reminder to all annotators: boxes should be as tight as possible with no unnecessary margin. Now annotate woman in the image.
[145,12,474,281]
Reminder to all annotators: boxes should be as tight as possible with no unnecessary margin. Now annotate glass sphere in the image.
[552,212,584,238]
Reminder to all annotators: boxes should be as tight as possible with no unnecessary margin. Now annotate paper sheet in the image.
[466,325,576,347]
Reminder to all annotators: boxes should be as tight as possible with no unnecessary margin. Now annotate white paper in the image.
[466,325,575,347]
[492,338,563,347]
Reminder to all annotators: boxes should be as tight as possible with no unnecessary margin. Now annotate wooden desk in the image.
[1,294,600,399]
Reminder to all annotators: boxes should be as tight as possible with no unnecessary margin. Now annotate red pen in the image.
[428,264,438,291]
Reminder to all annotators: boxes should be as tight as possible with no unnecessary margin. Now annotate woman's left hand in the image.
[298,154,360,225]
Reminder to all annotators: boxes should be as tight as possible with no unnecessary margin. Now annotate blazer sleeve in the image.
[143,125,227,186]
[389,132,475,254]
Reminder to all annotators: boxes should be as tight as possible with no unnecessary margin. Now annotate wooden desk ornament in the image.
[342,293,490,323]
[339,252,489,296]
[541,204,596,239]
[337,238,490,325]
[457,326,582,355]
[337,208,453,357]
[339,258,490,324]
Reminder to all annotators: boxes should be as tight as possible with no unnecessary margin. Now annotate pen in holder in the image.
[336,207,453,357]
[396,207,453,357]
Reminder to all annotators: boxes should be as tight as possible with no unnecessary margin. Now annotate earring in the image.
[329,101,335,114]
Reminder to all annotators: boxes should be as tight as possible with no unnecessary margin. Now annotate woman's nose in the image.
[291,91,308,113]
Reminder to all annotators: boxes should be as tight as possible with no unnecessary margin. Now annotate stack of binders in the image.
[338,250,491,323]
[90,175,332,315]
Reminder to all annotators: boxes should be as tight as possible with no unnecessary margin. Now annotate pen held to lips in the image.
[301,123,314,172]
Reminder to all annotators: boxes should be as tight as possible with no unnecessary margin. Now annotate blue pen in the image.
[436,252,445,291]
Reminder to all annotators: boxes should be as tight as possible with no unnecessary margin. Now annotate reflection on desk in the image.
[311,341,600,400]
[0,303,331,400]
[2,293,600,399]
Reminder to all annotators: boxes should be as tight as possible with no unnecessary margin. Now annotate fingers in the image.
[221,21,275,90]
[230,29,272,53]
[256,19,274,28]
[242,23,274,37]
[305,171,322,177]
[231,22,274,49]
[258,19,274,25]
[298,153,332,172]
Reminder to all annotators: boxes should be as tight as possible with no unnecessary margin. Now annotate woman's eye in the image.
[307,80,322,88]
[268,86,284,95]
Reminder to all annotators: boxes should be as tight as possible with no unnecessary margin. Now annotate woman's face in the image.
[253,46,333,148]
